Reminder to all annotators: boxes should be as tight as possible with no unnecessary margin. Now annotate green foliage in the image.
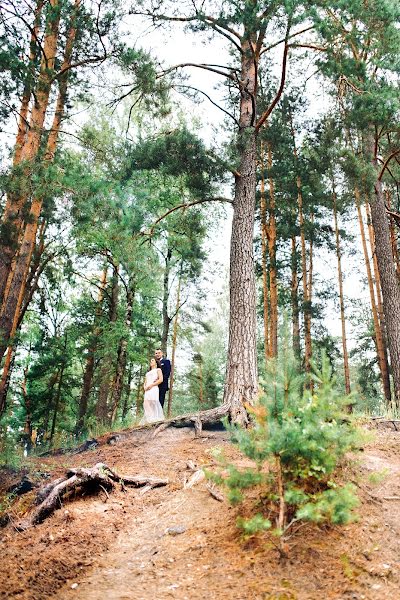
[211,348,361,549]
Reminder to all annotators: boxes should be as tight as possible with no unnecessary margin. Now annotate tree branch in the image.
[174,83,240,126]
[157,62,237,82]
[378,149,400,181]
[146,197,233,236]
[256,27,291,132]
[260,25,314,56]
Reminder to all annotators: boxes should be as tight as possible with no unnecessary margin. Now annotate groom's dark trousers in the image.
[159,357,171,408]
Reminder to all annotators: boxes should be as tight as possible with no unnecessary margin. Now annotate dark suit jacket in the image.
[159,358,171,390]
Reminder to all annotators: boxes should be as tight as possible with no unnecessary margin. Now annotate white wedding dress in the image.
[142,368,164,423]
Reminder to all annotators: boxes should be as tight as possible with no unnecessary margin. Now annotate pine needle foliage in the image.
[210,347,361,555]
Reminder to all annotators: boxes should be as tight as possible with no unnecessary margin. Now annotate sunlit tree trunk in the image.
[332,183,351,395]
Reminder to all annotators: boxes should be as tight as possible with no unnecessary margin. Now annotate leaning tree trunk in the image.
[223,36,258,424]
[367,130,400,407]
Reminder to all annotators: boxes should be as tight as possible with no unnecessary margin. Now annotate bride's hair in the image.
[149,357,161,369]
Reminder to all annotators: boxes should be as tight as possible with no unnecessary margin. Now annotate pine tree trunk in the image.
[49,362,65,447]
[96,262,119,423]
[161,247,172,354]
[110,278,135,424]
[121,362,134,421]
[366,130,400,406]
[386,190,400,279]
[223,36,258,423]
[76,267,107,434]
[290,117,311,372]
[135,365,144,419]
[291,236,301,359]
[355,187,391,402]
[0,347,16,416]
[332,185,351,395]
[167,271,182,417]
[259,142,270,364]
[0,0,79,361]
[0,0,61,304]
[267,141,278,358]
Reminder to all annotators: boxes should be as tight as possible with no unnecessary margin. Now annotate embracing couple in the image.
[141,348,171,423]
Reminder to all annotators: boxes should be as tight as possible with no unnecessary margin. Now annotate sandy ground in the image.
[0,425,399,600]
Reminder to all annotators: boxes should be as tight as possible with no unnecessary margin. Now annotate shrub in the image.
[210,350,361,556]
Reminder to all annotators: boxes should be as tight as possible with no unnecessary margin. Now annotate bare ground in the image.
[0,425,399,600]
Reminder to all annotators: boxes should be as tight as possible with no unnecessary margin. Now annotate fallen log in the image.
[105,403,231,444]
[15,463,168,531]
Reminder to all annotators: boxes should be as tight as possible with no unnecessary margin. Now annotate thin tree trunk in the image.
[96,261,119,423]
[121,362,134,421]
[223,35,258,423]
[135,365,144,419]
[198,359,204,406]
[21,365,33,453]
[76,267,107,434]
[291,236,301,359]
[267,141,278,358]
[49,335,68,447]
[355,186,391,403]
[259,142,270,364]
[161,247,172,354]
[0,0,61,303]
[167,271,182,417]
[110,278,135,424]
[290,115,311,373]
[332,183,351,395]
[0,347,16,416]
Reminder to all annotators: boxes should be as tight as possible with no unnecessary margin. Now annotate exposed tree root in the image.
[15,463,168,531]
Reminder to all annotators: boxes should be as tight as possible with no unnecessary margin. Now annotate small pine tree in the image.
[210,347,361,556]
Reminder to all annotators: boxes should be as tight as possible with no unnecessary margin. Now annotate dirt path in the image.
[1,427,400,599]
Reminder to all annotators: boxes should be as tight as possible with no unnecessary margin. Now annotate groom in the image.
[155,348,171,409]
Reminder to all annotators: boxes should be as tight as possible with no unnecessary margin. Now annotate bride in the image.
[142,358,164,423]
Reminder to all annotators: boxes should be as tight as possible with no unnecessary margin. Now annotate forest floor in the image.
[0,423,399,600]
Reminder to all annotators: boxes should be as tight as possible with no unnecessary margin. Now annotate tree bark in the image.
[366,129,400,405]
[0,0,79,361]
[0,0,61,304]
[355,186,391,402]
[332,184,351,395]
[223,36,258,424]
[49,347,67,447]
[386,190,400,279]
